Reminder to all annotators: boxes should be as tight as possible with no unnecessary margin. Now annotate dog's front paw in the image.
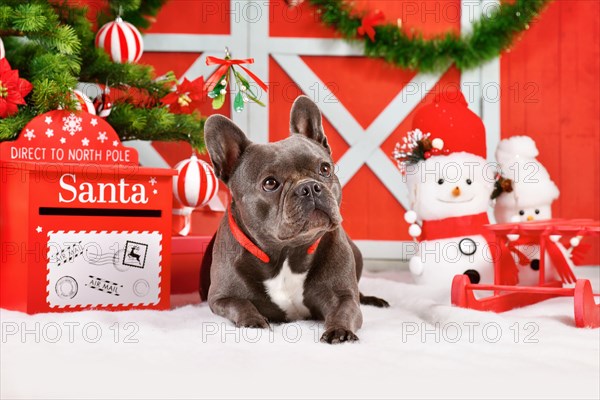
[320,327,359,344]
[236,315,270,329]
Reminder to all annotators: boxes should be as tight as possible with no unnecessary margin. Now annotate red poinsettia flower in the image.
[160,76,205,114]
[0,58,33,118]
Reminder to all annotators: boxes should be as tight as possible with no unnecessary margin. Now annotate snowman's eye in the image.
[535,209,540,214]
[466,179,472,185]
[437,178,444,185]
[519,210,525,216]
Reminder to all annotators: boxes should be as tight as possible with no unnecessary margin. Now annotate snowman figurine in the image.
[397,130,496,288]
[394,90,497,289]
[493,136,559,223]
[492,136,573,285]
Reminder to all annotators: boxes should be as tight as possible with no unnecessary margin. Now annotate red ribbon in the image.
[204,56,268,92]
[357,9,385,42]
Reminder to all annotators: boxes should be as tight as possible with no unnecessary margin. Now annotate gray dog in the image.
[200,96,388,344]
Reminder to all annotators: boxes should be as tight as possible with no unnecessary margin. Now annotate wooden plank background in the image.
[87,0,599,262]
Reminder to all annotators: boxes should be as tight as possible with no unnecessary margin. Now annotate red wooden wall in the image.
[500,0,600,262]
[85,0,599,261]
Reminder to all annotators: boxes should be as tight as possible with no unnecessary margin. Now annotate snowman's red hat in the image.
[412,89,487,158]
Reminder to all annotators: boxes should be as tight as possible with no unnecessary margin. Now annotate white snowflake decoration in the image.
[62,113,83,136]
[24,129,35,141]
[45,129,54,138]
[97,131,107,143]
[392,129,430,173]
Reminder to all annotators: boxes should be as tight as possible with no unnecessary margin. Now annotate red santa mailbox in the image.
[0,111,174,313]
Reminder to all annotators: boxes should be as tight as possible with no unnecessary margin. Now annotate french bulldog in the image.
[200,96,389,344]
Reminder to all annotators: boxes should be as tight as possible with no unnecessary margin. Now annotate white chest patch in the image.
[263,260,311,320]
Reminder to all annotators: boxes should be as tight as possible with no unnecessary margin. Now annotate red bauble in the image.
[424,151,432,159]
[95,17,144,63]
[173,155,219,208]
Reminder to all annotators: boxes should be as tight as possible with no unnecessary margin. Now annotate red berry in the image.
[442,148,450,155]
[431,148,440,155]
[424,151,431,159]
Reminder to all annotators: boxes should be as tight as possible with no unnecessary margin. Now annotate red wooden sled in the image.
[451,219,600,328]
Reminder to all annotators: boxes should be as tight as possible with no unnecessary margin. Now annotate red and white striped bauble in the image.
[95,17,144,64]
[58,90,96,114]
[173,155,219,208]
[72,90,96,115]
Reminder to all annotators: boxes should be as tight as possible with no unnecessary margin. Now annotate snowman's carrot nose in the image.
[452,187,461,197]
[527,215,535,221]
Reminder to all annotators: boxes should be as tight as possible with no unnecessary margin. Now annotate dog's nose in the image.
[295,181,322,198]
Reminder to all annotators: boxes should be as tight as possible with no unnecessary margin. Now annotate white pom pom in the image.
[431,138,444,150]
[549,235,561,243]
[570,237,581,247]
[404,210,417,224]
[220,79,227,86]
[408,223,422,238]
[409,257,424,276]
[507,234,520,242]
[220,88,227,95]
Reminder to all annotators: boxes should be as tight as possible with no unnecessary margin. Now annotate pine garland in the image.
[309,0,551,71]
[0,0,204,151]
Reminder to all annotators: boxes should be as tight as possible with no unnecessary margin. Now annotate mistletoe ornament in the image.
[204,48,268,112]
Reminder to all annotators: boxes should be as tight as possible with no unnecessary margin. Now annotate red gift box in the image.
[0,111,174,313]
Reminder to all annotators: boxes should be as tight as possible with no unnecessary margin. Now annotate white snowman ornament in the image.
[395,130,495,288]
[493,136,559,223]
[492,136,569,285]
[395,90,497,289]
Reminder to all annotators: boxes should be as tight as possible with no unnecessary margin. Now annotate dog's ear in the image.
[289,96,331,154]
[204,115,251,184]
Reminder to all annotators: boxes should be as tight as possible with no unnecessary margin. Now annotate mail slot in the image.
[0,110,175,313]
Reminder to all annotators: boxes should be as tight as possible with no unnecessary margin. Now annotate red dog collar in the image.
[227,207,321,263]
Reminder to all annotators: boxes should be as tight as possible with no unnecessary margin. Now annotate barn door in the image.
[139,0,501,259]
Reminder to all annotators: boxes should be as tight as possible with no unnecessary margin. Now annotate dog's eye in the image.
[519,210,525,216]
[535,209,540,214]
[466,179,472,185]
[262,177,280,192]
[437,178,444,185]
[319,162,332,177]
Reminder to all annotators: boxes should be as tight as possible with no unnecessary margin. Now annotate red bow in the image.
[357,10,385,42]
[204,56,268,92]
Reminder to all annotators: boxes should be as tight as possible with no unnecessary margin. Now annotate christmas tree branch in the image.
[1,0,206,151]
[107,103,205,150]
